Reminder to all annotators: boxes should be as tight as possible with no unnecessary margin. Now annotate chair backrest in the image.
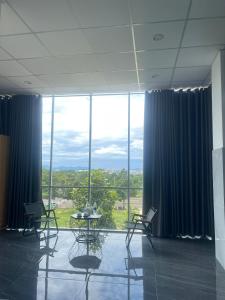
[145,208,157,223]
[24,202,45,218]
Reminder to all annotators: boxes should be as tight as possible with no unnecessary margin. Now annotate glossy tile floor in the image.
[0,230,225,300]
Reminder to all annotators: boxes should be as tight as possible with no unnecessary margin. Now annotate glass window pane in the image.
[42,187,49,206]
[129,94,144,220]
[91,188,128,230]
[52,96,90,187]
[91,95,128,187]
[42,97,52,186]
[129,189,143,215]
[52,187,88,228]
[130,94,144,189]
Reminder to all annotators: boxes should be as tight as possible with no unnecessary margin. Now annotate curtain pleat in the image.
[0,95,42,228]
[0,97,11,135]
[144,88,214,238]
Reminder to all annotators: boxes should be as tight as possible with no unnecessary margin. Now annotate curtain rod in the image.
[0,94,40,98]
[147,84,211,94]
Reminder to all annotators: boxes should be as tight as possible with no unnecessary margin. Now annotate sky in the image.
[42,94,144,171]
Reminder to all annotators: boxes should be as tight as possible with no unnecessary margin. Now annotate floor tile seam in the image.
[156,273,225,294]
[36,274,143,287]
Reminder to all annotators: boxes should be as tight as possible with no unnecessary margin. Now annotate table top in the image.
[70,213,102,220]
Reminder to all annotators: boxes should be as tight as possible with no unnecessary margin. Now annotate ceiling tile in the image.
[19,55,101,75]
[39,27,133,56]
[190,0,225,18]
[0,76,20,89]
[44,86,111,94]
[131,0,189,23]
[16,88,39,94]
[0,87,27,94]
[104,70,137,85]
[0,2,30,35]
[139,68,173,83]
[18,57,69,75]
[173,66,210,82]
[69,0,129,27]
[28,87,54,94]
[0,61,31,76]
[30,52,136,74]
[96,52,135,71]
[7,75,48,88]
[38,72,107,87]
[137,49,177,69]
[83,26,133,53]
[134,21,184,51]
[107,83,140,92]
[0,34,50,59]
[62,55,99,73]
[202,72,211,86]
[8,0,130,31]
[183,19,225,47]
[171,81,204,89]
[140,82,170,90]
[0,48,12,60]
[177,46,222,67]
[8,0,80,32]
[37,30,92,55]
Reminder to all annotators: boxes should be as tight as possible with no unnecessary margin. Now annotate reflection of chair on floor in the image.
[39,231,58,258]
[27,231,58,263]
[124,246,144,280]
[23,201,59,240]
[126,207,157,247]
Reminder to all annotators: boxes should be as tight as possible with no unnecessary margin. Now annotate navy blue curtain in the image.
[144,88,214,238]
[0,95,42,228]
[0,96,11,135]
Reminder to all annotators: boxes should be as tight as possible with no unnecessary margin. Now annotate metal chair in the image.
[23,201,59,240]
[125,207,157,247]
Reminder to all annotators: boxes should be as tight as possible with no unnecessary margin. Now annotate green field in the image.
[54,208,135,230]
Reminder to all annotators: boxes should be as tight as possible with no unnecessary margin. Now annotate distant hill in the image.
[43,158,143,171]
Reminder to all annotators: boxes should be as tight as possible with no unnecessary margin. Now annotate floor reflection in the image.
[0,230,225,300]
[37,232,153,300]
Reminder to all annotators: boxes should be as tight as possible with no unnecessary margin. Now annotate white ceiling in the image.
[0,0,224,94]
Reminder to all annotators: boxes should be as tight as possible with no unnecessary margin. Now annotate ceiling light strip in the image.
[127,0,140,89]
[169,0,193,87]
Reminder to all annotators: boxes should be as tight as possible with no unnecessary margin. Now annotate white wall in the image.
[212,50,225,269]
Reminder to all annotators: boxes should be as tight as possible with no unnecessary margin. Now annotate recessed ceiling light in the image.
[152,74,159,79]
[153,33,164,41]
[24,81,32,85]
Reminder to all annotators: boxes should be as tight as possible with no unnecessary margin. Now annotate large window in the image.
[42,93,144,229]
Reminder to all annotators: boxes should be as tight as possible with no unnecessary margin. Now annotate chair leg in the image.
[22,227,26,236]
[23,227,32,237]
[53,211,59,233]
[35,228,40,240]
[125,229,130,241]
[127,227,135,246]
[143,224,154,248]
[146,234,154,248]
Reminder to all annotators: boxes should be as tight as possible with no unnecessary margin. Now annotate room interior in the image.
[1,0,225,299]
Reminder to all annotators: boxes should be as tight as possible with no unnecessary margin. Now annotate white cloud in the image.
[72,133,89,145]
[131,139,143,150]
[94,145,127,155]
[42,94,144,140]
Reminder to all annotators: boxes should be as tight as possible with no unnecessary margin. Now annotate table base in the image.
[76,232,98,243]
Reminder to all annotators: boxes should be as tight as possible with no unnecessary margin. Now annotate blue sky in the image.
[42,94,144,171]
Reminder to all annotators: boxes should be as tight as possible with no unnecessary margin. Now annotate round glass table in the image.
[70,213,102,243]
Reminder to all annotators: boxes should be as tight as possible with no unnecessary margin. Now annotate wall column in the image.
[212,49,225,269]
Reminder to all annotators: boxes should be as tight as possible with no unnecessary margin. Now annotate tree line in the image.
[42,168,143,228]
